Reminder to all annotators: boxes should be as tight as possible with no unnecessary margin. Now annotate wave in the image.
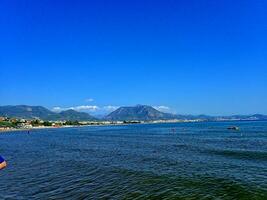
[204,149,267,161]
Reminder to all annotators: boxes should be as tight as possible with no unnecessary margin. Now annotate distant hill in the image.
[0,105,56,119]
[104,105,267,121]
[1,105,266,122]
[105,105,177,121]
[0,105,97,121]
[56,109,96,121]
[214,114,267,121]
[250,114,267,120]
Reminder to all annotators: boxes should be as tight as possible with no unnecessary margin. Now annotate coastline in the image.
[0,124,95,133]
[0,120,186,133]
[1,119,265,134]
[0,123,138,133]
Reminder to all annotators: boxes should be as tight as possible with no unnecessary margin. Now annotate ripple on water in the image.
[0,122,267,199]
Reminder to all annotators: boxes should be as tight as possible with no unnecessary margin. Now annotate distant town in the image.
[0,116,206,132]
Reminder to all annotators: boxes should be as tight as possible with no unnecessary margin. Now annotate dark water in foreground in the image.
[0,121,267,199]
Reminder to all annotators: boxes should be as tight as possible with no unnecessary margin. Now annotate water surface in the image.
[0,121,267,199]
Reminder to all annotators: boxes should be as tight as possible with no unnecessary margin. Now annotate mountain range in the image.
[0,105,96,121]
[0,105,267,122]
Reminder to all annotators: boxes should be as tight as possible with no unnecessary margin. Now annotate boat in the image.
[227,126,240,131]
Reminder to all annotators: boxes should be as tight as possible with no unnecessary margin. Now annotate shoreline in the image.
[0,120,191,133]
[1,119,266,133]
[0,125,86,133]
[0,123,143,133]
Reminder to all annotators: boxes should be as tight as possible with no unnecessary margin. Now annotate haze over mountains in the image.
[0,105,267,121]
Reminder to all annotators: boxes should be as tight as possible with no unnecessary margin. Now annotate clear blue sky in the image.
[0,0,266,115]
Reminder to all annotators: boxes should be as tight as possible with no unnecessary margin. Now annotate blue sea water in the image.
[0,121,266,199]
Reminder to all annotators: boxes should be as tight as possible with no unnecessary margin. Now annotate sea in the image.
[0,121,266,199]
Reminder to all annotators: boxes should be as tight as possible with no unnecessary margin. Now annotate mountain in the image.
[0,105,96,121]
[105,105,177,121]
[214,114,267,121]
[56,109,96,121]
[1,105,266,122]
[250,114,267,120]
[105,105,267,121]
[0,105,56,119]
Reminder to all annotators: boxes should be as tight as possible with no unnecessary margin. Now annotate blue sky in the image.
[0,0,266,115]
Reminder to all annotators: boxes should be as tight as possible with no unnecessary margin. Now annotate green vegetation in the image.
[63,120,80,126]
[30,120,54,127]
[43,121,52,126]
[0,121,16,128]
[30,120,42,127]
